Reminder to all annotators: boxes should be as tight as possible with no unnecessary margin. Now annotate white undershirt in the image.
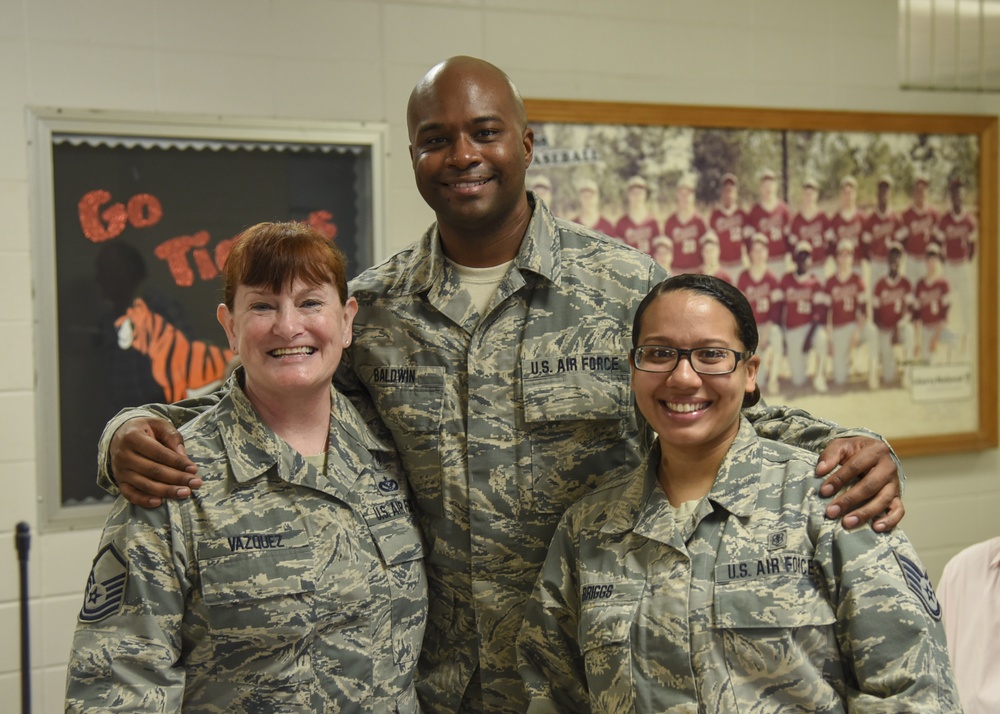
[447,257,514,318]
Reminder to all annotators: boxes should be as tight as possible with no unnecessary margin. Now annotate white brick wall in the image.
[2,1,998,711]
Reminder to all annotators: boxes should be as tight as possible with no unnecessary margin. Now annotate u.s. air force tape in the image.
[79,543,129,623]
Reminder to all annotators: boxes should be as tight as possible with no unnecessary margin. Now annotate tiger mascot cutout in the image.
[114,297,234,402]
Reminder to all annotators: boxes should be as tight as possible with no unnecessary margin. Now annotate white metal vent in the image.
[900,0,1000,91]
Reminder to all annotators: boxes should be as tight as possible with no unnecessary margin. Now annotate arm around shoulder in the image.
[97,391,223,501]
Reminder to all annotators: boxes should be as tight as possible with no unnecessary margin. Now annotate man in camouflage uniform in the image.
[99,57,904,713]
[518,418,961,712]
[70,376,427,712]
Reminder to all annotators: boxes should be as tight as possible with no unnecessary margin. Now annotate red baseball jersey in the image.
[779,271,826,329]
[737,269,781,325]
[709,267,735,285]
[745,201,793,261]
[613,215,659,254]
[664,212,708,272]
[572,215,616,237]
[825,272,867,327]
[787,211,831,263]
[872,274,915,331]
[862,209,903,262]
[900,206,939,258]
[707,206,747,266]
[828,210,865,261]
[915,277,950,325]
[936,210,977,263]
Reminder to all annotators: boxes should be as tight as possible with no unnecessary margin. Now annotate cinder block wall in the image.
[1,1,997,711]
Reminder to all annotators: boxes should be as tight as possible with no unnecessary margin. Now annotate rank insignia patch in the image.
[79,544,128,623]
[894,550,942,621]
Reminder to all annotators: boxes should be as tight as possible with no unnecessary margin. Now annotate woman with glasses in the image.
[517,273,959,712]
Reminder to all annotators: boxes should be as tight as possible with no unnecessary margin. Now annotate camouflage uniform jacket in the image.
[72,374,427,712]
[97,196,900,714]
[518,418,959,713]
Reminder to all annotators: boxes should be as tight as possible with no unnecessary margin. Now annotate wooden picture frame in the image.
[524,98,997,458]
[28,108,388,530]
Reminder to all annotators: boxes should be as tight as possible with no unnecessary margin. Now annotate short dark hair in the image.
[222,222,348,309]
[631,273,761,407]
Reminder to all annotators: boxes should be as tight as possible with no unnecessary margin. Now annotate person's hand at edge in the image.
[112,418,200,508]
[815,436,903,532]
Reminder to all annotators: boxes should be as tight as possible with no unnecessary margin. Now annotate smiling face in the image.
[218,277,357,408]
[630,290,758,458]
[407,57,533,246]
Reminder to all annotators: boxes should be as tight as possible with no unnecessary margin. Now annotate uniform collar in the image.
[385,191,562,298]
[602,418,764,535]
[215,370,392,489]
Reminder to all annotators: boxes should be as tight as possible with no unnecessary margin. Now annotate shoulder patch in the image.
[79,544,129,623]
[894,550,942,621]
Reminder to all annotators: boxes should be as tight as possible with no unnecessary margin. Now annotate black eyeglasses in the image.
[630,345,752,375]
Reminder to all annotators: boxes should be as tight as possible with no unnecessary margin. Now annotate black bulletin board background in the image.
[51,137,374,506]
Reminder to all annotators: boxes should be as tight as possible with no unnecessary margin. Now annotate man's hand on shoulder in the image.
[112,418,201,508]
[816,436,904,531]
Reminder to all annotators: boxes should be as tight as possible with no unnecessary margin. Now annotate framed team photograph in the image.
[524,98,998,459]
[28,108,388,530]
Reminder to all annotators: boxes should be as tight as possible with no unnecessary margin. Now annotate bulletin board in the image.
[27,109,388,530]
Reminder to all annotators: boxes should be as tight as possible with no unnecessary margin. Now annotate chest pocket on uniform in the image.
[579,579,643,714]
[368,514,427,666]
[199,537,316,607]
[714,554,839,694]
[714,553,834,630]
[521,354,630,514]
[359,364,446,516]
[360,364,445,434]
[196,533,320,684]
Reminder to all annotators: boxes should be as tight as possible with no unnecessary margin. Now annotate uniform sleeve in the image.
[517,514,591,713]
[96,393,224,495]
[65,498,191,712]
[816,523,963,710]
[742,401,905,490]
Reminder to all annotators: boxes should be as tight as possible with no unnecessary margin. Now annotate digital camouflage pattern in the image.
[73,373,427,712]
[518,418,959,713]
[338,197,896,713]
[96,195,898,714]
[337,197,664,713]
